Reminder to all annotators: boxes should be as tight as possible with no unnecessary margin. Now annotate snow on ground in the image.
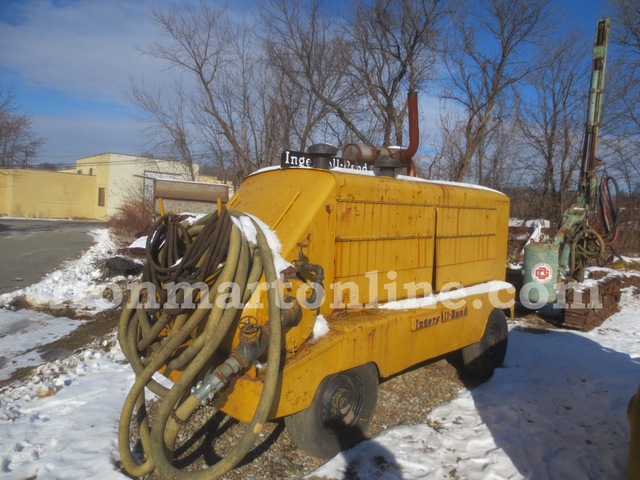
[0,309,83,381]
[128,235,147,249]
[0,229,118,312]
[0,334,132,479]
[509,218,552,229]
[508,218,553,248]
[0,228,121,383]
[310,284,640,479]
[0,225,638,478]
[0,227,133,478]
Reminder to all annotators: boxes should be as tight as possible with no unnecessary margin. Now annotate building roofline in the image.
[76,152,170,161]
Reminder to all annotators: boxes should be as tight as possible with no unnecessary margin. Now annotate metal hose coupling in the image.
[191,355,244,405]
[191,318,270,405]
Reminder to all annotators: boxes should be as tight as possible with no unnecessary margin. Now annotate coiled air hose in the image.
[118,207,283,479]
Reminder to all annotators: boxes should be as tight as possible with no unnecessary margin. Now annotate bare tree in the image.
[601,0,640,192]
[261,0,355,150]
[129,2,287,186]
[440,0,552,182]
[132,0,447,185]
[474,117,521,191]
[127,81,197,180]
[0,87,45,168]
[262,0,447,150]
[344,0,448,146]
[610,0,640,56]
[516,32,588,220]
[201,18,288,182]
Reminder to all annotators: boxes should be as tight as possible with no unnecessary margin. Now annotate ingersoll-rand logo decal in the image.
[280,150,372,170]
[412,306,469,332]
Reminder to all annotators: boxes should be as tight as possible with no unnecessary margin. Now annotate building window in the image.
[77,169,83,174]
[89,168,94,175]
[98,188,106,207]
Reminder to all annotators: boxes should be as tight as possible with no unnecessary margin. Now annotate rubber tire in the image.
[284,363,378,459]
[462,309,508,380]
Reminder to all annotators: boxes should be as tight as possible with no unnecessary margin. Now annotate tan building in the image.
[0,153,229,220]
[0,169,97,219]
[72,153,199,219]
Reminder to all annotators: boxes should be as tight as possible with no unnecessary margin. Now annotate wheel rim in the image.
[320,373,364,432]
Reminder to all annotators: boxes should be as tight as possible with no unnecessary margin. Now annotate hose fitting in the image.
[292,248,325,306]
[191,318,274,405]
[118,208,285,479]
[191,356,243,405]
[281,298,302,329]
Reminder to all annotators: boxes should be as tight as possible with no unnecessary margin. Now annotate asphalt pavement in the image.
[0,218,105,295]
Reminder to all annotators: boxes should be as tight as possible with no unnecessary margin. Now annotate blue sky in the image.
[0,0,610,166]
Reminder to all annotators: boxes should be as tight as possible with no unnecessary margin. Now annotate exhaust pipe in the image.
[399,90,419,165]
[343,91,419,176]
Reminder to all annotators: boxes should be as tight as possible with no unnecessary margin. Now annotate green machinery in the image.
[523,18,617,306]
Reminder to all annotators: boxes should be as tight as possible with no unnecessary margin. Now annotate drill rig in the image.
[522,18,621,329]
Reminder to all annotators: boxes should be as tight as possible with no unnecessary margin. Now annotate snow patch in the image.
[250,166,506,195]
[0,310,84,381]
[379,280,514,310]
[0,230,637,480]
[230,215,258,245]
[128,235,147,249]
[311,281,640,478]
[509,218,552,229]
[0,333,131,479]
[395,173,506,195]
[244,213,292,275]
[180,212,207,225]
[230,213,292,275]
[311,314,330,340]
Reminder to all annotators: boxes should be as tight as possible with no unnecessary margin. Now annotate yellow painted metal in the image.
[214,168,514,420]
[219,287,513,422]
[228,169,510,309]
[222,278,318,355]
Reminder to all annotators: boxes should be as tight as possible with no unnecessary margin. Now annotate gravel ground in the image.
[131,352,476,480]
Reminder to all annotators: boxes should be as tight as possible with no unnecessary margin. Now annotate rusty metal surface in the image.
[331,172,509,298]
[521,19,613,295]
[398,90,419,165]
[218,284,514,421]
[579,18,609,207]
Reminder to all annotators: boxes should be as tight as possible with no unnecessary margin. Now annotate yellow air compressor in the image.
[118,92,515,478]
